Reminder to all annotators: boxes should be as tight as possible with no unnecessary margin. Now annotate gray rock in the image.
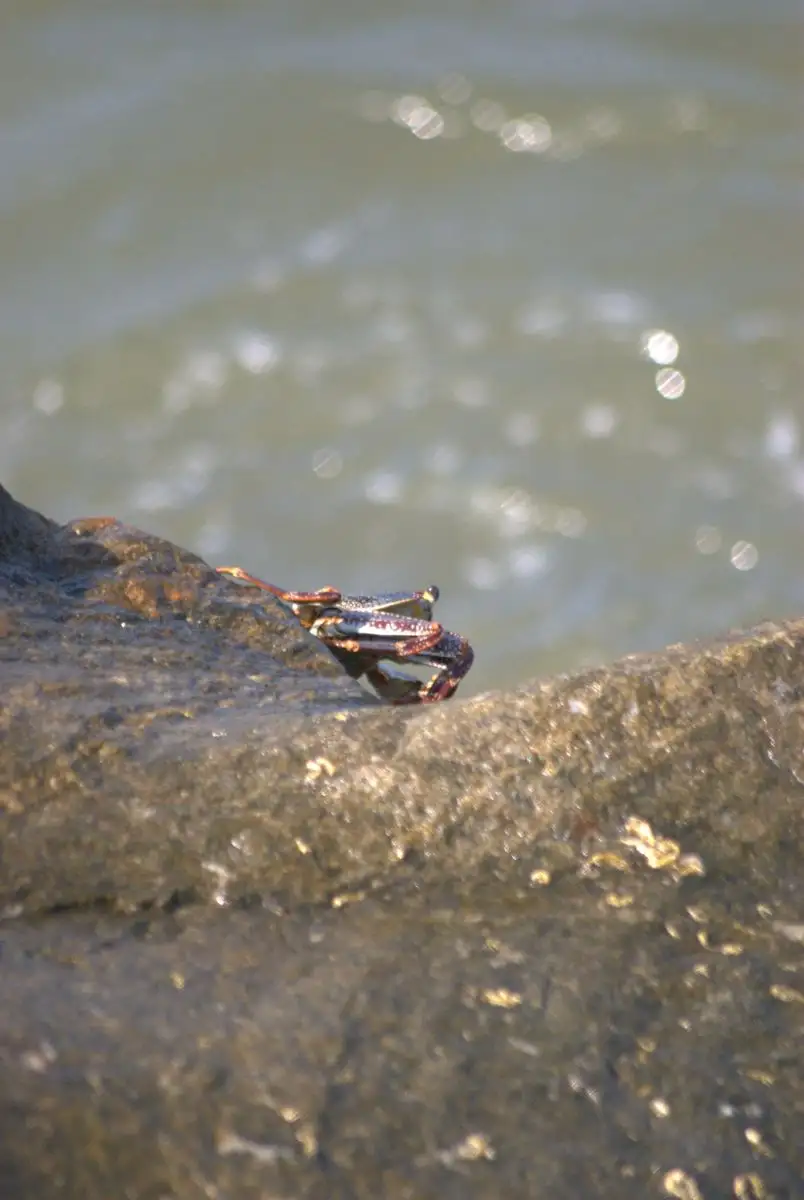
[1,483,802,1198]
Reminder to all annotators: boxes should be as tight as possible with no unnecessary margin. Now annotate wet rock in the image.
[1,483,802,1198]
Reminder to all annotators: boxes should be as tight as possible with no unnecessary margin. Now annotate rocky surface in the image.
[1,482,802,1199]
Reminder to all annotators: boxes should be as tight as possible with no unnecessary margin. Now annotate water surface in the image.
[1,1,801,695]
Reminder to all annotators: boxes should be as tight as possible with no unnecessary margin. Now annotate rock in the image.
[0,483,801,1198]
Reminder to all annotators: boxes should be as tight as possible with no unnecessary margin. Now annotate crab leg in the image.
[313,611,444,660]
[413,629,474,704]
[319,612,473,704]
[365,637,473,704]
[216,564,473,704]
[216,565,342,607]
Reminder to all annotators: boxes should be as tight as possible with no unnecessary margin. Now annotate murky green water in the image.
[1,1,801,696]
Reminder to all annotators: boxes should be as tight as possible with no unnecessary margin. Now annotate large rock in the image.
[1,482,801,1199]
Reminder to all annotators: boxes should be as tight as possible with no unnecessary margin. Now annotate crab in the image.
[215,565,474,704]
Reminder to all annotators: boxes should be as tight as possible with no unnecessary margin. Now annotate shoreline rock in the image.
[1,483,801,1198]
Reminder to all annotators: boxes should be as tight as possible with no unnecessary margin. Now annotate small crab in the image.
[215,565,474,704]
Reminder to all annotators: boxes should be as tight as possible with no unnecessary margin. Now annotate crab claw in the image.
[365,630,474,705]
[416,631,474,703]
[215,563,474,704]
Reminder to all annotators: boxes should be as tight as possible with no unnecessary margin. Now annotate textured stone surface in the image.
[1,483,802,1199]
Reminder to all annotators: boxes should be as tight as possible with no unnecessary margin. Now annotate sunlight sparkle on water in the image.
[694,526,722,555]
[464,556,503,591]
[410,109,445,140]
[641,329,680,365]
[496,492,538,539]
[500,116,552,154]
[508,544,550,579]
[500,489,533,521]
[581,404,618,438]
[655,368,686,400]
[392,96,445,140]
[32,378,64,415]
[763,413,798,459]
[30,379,63,417]
[233,333,281,375]
[730,541,758,571]
[391,94,427,124]
[364,470,403,505]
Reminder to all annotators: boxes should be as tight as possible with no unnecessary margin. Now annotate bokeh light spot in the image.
[364,470,403,505]
[508,544,549,579]
[556,508,587,538]
[581,404,618,439]
[655,368,686,400]
[499,490,534,537]
[694,525,722,555]
[642,329,680,365]
[233,334,281,375]
[764,412,798,459]
[32,378,64,415]
[730,541,758,571]
[464,556,503,591]
[411,107,445,140]
[500,116,552,154]
[392,95,428,125]
[392,95,445,139]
